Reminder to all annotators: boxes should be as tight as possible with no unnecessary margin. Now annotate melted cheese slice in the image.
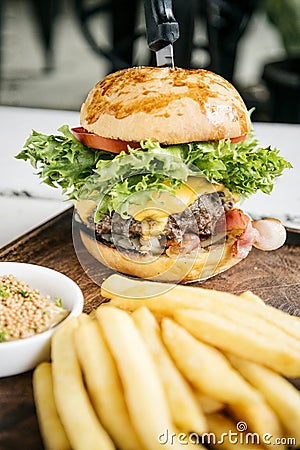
[129,177,224,222]
[75,199,97,223]
[128,176,230,241]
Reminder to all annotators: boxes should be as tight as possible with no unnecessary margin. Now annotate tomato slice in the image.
[71,127,140,153]
[72,127,248,153]
[230,134,247,144]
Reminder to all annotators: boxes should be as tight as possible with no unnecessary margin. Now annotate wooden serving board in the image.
[0,208,300,450]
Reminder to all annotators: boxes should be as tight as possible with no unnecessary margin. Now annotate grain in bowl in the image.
[0,274,69,342]
[0,262,84,377]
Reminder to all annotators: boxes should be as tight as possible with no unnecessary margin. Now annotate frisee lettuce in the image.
[16,125,292,220]
[16,125,113,199]
[167,130,292,196]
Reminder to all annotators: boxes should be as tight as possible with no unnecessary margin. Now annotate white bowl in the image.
[0,262,84,377]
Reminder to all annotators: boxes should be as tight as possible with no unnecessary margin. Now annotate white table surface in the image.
[1,106,299,249]
[0,107,77,248]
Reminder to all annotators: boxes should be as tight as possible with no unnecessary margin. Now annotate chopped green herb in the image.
[17,289,29,298]
[0,284,9,299]
[0,330,6,342]
[55,297,63,307]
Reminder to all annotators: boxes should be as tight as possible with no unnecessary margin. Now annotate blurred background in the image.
[1,0,299,122]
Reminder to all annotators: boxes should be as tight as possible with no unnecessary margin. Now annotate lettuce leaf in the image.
[164,130,293,196]
[16,125,113,199]
[79,145,195,219]
[16,126,292,219]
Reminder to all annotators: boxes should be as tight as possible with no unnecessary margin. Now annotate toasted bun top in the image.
[80,66,250,145]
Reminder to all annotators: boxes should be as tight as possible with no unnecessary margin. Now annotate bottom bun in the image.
[80,230,242,283]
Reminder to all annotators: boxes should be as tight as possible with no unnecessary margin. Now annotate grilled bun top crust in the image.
[80,66,250,145]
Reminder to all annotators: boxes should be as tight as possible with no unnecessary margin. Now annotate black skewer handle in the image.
[144,0,179,51]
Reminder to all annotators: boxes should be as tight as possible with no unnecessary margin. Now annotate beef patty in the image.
[84,192,234,251]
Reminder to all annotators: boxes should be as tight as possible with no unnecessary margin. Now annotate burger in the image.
[17,66,291,282]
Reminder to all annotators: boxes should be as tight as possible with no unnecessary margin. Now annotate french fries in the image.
[195,393,225,415]
[96,306,198,450]
[108,290,300,356]
[228,401,284,450]
[33,362,71,450]
[239,291,265,305]
[51,318,115,450]
[132,306,207,434]
[205,413,265,450]
[74,317,143,450]
[102,274,300,342]
[101,273,172,300]
[161,318,262,405]
[227,353,300,443]
[33,274,300,450]
[174,309,300,377]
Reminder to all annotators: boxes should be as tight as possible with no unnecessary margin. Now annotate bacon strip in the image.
[226,209,258,259]
[226,208,249,233]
